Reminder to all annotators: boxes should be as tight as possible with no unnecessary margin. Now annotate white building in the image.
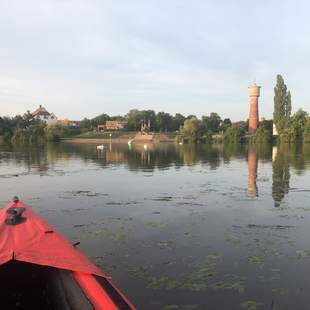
[32,105,58,125]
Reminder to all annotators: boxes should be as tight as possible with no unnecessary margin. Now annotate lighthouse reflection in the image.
[247,147,258,198]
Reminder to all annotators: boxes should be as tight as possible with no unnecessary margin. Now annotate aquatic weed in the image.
[210,281,244,293]
[240,301,264,310]
[272,287,289,295]
[145,221,166,228]
[247,255,264,268]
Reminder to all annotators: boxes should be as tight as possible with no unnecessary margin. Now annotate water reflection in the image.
[247,147,258,198]
[2,142,310,207]
[3,142,310,309]
[272,144,290,207]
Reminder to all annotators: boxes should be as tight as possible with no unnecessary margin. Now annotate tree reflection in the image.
[2,142,310,208]
[272,145,290,207]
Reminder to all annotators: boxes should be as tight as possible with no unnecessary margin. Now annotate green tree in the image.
[220,118,232,132]
[303,118,310,143]
[251,119,273,143]
[273,74,292,133]
[251,126,272,143]
[223,127,245,143]
[172,113,186,131]
[156,112,173,132]
[177,117,203,143]
[28,124,46,144]
[279,109,307,143]
[291,109,308,137]
[202,130,213,143]
[11,129,30,144]
[80,118,92,129]
[201,112,222,133]
[91,113,110,128]
[125,109,156,131]
[45,123,68,142]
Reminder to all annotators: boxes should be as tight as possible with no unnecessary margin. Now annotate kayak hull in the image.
[0,200,136,310]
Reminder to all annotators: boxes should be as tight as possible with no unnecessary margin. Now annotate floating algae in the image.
[247,255,265,268]
[145,221,167,228]
[210,281,244,293]
[63,190,108,198]
[151,196,174,201]
[128,253,245,293]
[163,305,199,310]
[106,202,122,205]
[247,224,294,230]
[240,301,264,310]
[81,227,125,241]
[188,254,222,280]
[157,240,175,250]
[295,250,310,259]
[147,276,181,290]
[271,287,289,295]
[224,232,241,249]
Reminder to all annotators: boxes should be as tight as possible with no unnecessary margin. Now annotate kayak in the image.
[0,197,136,310]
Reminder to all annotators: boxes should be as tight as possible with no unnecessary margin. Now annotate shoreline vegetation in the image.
[1,74,310,146]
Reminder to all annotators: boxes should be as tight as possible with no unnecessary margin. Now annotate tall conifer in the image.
[273,75,291,133]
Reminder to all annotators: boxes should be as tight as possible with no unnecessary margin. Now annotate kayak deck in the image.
[0,199,136,310]
[0,260,133,310]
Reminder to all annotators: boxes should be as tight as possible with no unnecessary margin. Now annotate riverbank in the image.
[62,132,176,143]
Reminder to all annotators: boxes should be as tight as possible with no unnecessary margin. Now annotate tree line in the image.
[79,109,232,133]
[0,111,72,144]
[1,74,310,145]
[0,108,233,145]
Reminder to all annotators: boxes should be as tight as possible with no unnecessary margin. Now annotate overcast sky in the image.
[0,0,309,121]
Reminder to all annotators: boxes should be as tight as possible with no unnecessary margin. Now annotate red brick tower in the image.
[248,83,261,134]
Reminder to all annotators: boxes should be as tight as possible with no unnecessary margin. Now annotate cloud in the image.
[0,0,309,120]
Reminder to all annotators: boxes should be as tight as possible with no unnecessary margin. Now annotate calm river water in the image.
[1,142,310,309]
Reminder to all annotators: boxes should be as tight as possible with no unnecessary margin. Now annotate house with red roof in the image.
[32,105,58,125]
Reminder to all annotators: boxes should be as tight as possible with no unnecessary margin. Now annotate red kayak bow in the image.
[0,198,136,310]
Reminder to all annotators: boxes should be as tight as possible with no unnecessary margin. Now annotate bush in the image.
[45,123,68,142]
[251,127,272,143]
[11,124,46,145]
[303,119,310,143]
[177,117,204,143]
[223,127,245,143]
[212,134,223,143]
[28,125,46,144]
[279,126,298,143]
[11,129,30,144]
[202,130,213,143]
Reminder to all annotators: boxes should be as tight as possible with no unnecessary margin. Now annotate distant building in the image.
[98,120,126,131]
[62,119,81,128]
[97,124,105,131]
[232,121,246,128]
[68,120,81,128]
[32,105,57,125]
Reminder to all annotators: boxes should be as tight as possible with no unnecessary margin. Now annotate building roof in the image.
[32,105,51,117]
